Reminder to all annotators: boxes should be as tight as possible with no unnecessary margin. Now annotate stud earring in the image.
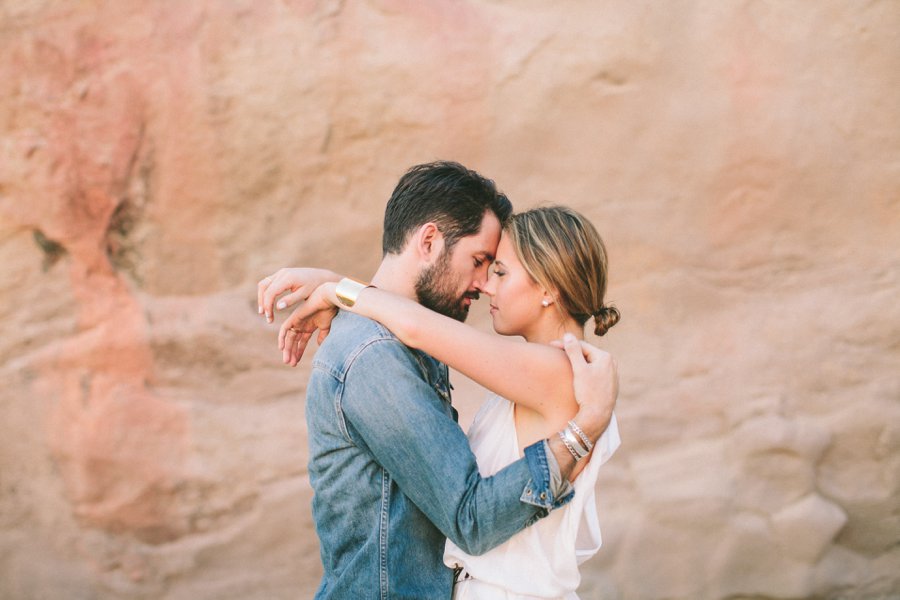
[541,299,550,307]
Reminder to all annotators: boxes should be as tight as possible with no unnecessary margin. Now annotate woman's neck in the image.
[523,315,584,346]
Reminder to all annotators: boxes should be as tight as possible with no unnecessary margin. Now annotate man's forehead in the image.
[476,249,496,262]
[451,211,501,256]
[462,235,499,259]
[478,213,502,252]
[455,237,496,259]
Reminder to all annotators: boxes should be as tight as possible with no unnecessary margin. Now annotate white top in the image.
[444,394,620,600]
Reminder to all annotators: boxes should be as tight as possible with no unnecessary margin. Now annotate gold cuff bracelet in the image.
[335,277,371,308]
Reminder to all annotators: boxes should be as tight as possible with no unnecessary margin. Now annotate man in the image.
[258,162,617,599]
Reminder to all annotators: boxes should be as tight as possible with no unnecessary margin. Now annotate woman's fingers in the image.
[260,268,335,323]
[258,274,275,316]
[279,312,302,351]
[279,306,323,365]
[279,319,288,350]
[275,288,307,312]
[292,331,314,367]
[282,327,296,364]
[263,272,294,323]
[276,299,337,366]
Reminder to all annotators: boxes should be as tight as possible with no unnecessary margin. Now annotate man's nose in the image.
[479,274,496,296]
[475,271,493,292]
[472,262,494,292]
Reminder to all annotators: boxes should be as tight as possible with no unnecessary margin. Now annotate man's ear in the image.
[415,222,445,264]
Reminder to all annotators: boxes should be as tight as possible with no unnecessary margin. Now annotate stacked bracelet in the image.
[558,420,592,461]
[558,431,583,461]
[567,420,594,452]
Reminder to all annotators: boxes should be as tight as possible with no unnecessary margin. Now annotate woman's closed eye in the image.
[492,268,506,277]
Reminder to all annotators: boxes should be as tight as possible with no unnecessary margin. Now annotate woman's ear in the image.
[540,289,557,308]
[415,222,445,264]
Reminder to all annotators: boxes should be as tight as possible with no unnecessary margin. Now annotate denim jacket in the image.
[306,311,573,599]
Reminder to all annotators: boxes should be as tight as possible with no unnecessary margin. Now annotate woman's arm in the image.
[281,282,578,422]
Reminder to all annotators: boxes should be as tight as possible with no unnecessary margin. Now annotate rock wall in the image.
[1,1,898,598]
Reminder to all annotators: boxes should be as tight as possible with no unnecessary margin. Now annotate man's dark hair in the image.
[382,161,513,256]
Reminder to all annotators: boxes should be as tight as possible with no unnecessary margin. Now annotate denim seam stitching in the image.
[338,334,400,384]
[333,380,353,445]
[310,361,342,386]
[379,468,390,600]
[332,337,406,446]
[522,441,553,509]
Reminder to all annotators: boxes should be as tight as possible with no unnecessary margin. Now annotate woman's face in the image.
[482,233,548,337]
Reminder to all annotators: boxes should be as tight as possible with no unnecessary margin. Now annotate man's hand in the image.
[278,283,340,366]
[257,268,340,323]
[560,333,618,442]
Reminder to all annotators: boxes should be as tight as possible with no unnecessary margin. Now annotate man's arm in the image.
[340,338,569,556]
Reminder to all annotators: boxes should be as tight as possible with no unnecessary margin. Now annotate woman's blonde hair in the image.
[506,206,620,336]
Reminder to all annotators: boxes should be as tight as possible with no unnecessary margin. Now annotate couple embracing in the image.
[258,161,621,599]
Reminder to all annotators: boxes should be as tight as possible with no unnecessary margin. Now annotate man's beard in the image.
[415,250,479,322]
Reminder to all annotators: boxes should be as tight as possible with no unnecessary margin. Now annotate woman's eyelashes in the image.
[492,268,506,277]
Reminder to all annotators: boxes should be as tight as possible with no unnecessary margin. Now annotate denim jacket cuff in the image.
[519,440,575,510]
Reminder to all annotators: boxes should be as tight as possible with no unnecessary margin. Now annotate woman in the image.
[279,206,620,600]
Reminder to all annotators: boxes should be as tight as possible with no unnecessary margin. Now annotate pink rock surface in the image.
[1,1,898,598]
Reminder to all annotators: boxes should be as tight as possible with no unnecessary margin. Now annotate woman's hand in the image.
[278,282,340,366]
[257,268,341,323]
[560,333,618,442]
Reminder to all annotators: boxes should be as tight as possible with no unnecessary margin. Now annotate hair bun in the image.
[593,305,620,336]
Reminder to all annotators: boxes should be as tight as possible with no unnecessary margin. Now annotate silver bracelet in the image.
[558,431,583,461]
[563,426,590,458]
[559,427,588,460]
[567,420,594,452]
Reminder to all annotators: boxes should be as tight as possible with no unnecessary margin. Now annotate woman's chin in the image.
[490,318,516,337]
[490,317,505,335]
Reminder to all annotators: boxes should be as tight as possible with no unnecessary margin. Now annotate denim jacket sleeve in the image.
[338,337,572,556]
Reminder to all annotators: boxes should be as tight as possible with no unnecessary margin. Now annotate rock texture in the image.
[1,1,898,598]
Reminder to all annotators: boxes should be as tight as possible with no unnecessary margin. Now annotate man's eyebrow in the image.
[478,251,495,262]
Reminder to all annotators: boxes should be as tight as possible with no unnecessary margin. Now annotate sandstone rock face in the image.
[1,1,898,598]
